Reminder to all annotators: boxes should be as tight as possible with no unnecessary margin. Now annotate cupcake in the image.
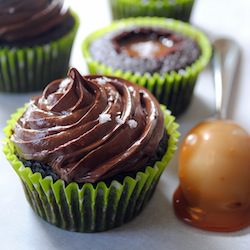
[109,0,195,22]
[82,17,211,116]
[0,0,79,92]
[3,68,179,232]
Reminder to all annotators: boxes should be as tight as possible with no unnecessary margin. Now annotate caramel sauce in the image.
[173,186,250,232]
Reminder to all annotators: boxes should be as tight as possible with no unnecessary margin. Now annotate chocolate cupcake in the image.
[109,0,195,22]
[0,0,79,92]
[3,68,179,232]
[82,18,211,116]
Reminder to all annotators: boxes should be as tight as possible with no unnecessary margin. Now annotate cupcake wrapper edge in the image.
[0,10,79,93]
[109,0,195,22]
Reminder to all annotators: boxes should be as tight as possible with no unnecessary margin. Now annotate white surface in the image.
[0,0,249,249]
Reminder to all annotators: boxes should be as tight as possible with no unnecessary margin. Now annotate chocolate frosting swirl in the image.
[11,68,164,183]
[0,0,70,42]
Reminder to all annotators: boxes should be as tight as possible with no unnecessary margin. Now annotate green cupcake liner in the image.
[109,0,195,22]
[0,10,79,93]
[82,17,212,116]
[3,105,179,232]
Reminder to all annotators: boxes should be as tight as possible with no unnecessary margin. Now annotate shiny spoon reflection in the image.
[173,38,250,232]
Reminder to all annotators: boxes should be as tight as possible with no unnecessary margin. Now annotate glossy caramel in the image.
[122,39,174,59]
[174,120,250,232]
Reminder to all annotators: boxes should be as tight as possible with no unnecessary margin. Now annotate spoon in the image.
[173,38,250,232]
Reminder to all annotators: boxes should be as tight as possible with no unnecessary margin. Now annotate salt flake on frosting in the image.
[58,78,71,93]
[96,76,110,85]
[128,86,134,92]
[20,117,26,125]
[47,94,55,103]
[108,96,114,102]
[115,116,124,125]
[61,111,72,115]
[127,119,138,129]
[99,113,111,124]
[38,97,47,105]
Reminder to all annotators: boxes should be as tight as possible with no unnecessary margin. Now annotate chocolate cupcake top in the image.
[11,68,165,183]
[90,26,200,74]
[0,0,72,43]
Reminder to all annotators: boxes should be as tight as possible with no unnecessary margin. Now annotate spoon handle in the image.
[212,38,241,119]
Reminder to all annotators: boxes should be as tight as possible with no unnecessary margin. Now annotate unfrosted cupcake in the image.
[109,0,195,22]
[3,68,179,232]
[82,17,211,116]
[0,0,79,92]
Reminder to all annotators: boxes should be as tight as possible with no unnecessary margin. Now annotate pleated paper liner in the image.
[109,0,195,22]
[3,105,179,232]
[82,17,212,116]
[0,10,79,93]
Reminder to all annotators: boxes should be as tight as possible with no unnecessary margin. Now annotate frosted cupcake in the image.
[3,68,179,232]
[109,0,195,22]
[82,17,211,116]
[0,0,79,92]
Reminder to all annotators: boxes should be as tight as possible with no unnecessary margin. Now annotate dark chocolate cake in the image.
[90,27,200,74]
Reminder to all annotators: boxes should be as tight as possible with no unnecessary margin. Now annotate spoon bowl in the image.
[173,38,250,232]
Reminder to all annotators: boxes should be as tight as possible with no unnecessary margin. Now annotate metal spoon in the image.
[173,38,250,232]
[212,38,241,119]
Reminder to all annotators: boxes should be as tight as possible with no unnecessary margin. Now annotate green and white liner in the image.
[109,0,195,22]
[0,11,79,93]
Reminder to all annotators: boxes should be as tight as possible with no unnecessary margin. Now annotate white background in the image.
[0,0,249,249]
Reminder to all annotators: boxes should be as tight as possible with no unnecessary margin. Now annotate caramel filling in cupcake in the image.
[90,26,200,74]
[112,28,181,59]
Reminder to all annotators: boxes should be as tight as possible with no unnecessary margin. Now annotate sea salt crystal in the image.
[108,96,114,102]
[61,111,72,115]
[128,86,134,92]
[115,116,124,125]
[35,119,46,127]
[96,76,110,85]
[47,94,55,103]
[162,38,174,48]
[20,117,26,125]
[58,78,71,92]
[127,119,138,129]
[98,113,111,124]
